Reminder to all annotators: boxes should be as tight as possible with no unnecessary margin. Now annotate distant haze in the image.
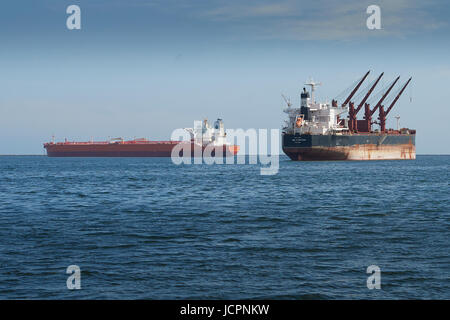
[1,0,449,154]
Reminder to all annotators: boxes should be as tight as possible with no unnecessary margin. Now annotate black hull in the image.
[282,133,416,161]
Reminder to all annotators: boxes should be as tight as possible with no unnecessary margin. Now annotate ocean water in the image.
[0,155,448,299]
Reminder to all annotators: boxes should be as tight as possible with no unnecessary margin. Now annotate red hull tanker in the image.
[44,118,239,157]
[44,140,239,157]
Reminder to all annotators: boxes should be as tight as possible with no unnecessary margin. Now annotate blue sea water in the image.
[0,155,448,299]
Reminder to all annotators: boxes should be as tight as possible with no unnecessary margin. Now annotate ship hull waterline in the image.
[44,142,240,158]
[283,144,416,161]
[282,133,416,161]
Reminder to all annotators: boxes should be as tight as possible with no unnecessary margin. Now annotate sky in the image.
[0,0,449,154]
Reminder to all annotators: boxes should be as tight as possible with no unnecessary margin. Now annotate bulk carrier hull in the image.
[281,71,416,161]
[44,141,239,157]
[282,133,415,161]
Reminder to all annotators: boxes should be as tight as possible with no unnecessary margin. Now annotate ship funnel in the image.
[300,88,311,121]
[300,87,309,108]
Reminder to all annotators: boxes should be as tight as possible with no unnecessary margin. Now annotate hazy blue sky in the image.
[1,0,449,154]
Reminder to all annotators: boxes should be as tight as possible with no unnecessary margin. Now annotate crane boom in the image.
[385,77,412,116]
[355,72,384,115]
[281,94,291,107]
[371,76,400,116]
[341,71,370,108]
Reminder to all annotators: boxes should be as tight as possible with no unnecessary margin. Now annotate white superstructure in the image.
[283,82,348,135]
[185,118,229,146]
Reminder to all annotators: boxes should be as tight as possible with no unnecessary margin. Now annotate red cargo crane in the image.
[371,76,400,116]
[378,77,412,132]
[348,72,384,132]
[341,71,370,108]
[355,73,384,115]
[362,76,400,132]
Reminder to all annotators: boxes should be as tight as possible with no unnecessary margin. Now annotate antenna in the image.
[281,94,292,107]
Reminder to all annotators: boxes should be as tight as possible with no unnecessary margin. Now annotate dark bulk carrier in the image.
[282,71,415,161]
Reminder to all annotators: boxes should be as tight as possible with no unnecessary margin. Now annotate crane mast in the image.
[385,77,412,116]
[356,72,384,114]
[378,77,412,132]
[348,72,384,132]
[361,76,400,133]
[341,71,370,108]
[371,76,400,116]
